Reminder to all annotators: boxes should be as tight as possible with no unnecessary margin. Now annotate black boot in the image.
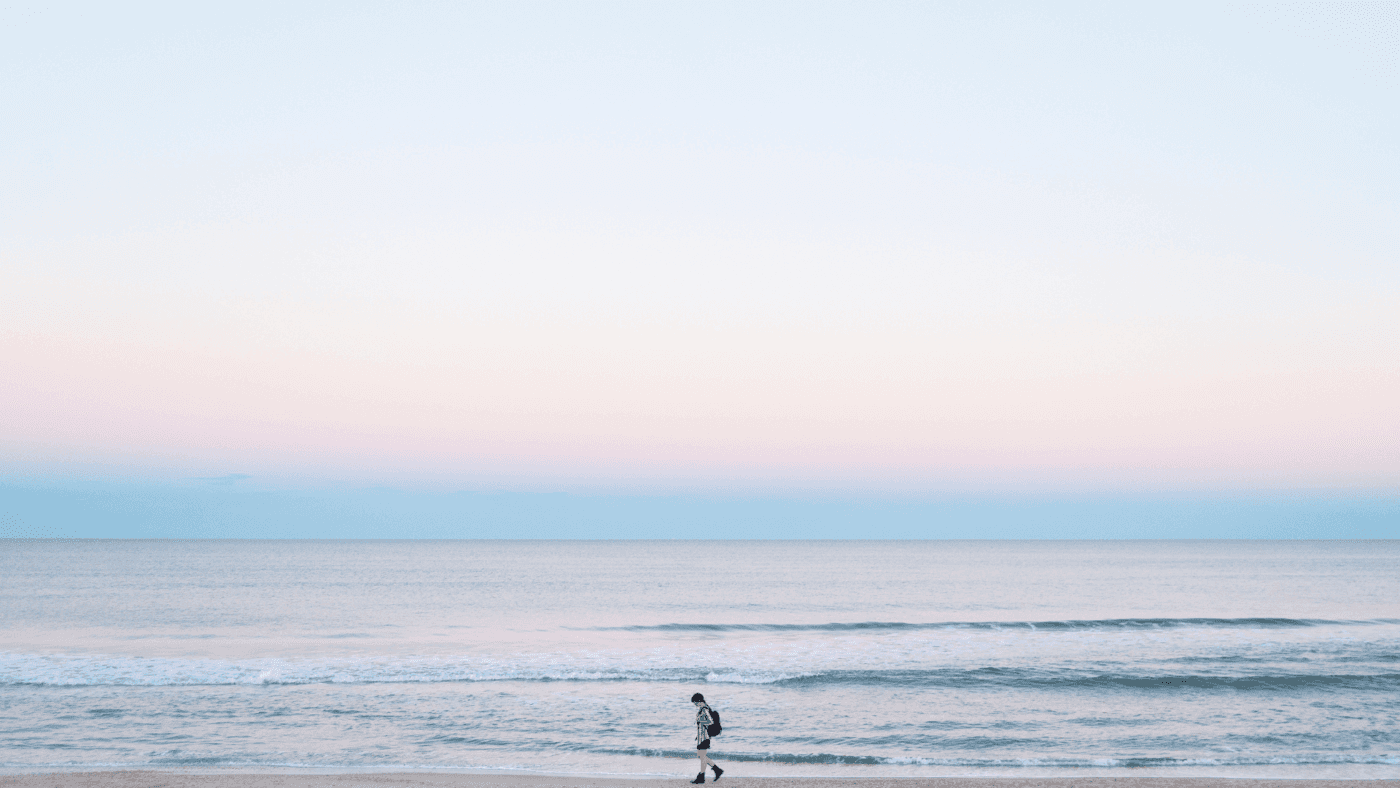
[691,772,705,784]
[712,765,724,781]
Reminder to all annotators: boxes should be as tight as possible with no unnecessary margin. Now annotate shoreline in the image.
[2,774,1399,788]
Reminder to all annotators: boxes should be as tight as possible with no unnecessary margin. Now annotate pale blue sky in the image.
[2,3,1398,536]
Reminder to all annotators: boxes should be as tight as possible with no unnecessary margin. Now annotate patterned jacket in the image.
[696,704,714,745]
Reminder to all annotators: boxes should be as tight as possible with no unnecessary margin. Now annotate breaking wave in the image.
[4,652,1396,692]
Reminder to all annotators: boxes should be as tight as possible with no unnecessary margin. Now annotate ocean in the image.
[1,539,1397,778]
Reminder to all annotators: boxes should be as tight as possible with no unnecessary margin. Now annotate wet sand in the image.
[1,775,1396,788]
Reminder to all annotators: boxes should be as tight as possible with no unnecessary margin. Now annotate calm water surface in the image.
[1,540,1397,777]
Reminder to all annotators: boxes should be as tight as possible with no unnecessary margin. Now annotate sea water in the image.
[1,540,1397,778]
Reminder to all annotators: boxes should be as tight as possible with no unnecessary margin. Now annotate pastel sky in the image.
[3,1,1398,497]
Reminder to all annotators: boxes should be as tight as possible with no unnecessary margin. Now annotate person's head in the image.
[691,693,705,705]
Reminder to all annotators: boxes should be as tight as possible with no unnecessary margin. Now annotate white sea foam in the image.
[704,671,817,684]
[0,652,826,687]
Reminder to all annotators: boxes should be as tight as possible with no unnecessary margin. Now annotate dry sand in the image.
[1,775,1396,788]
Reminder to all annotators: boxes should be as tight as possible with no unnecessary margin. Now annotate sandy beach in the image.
[2,775,1398,788]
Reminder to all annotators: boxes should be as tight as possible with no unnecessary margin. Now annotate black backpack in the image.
[707,707,722,737]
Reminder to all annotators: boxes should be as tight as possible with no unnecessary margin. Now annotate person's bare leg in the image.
[697,748,713,774]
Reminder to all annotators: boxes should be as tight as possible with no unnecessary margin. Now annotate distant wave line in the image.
[594,618,1400,633]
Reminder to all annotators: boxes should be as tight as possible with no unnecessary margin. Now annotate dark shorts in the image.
[697,740,711,750]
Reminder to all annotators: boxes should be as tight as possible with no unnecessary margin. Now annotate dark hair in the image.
[691,693,705,703]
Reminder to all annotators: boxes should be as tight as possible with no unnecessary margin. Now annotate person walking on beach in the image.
[690,693,723,784]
